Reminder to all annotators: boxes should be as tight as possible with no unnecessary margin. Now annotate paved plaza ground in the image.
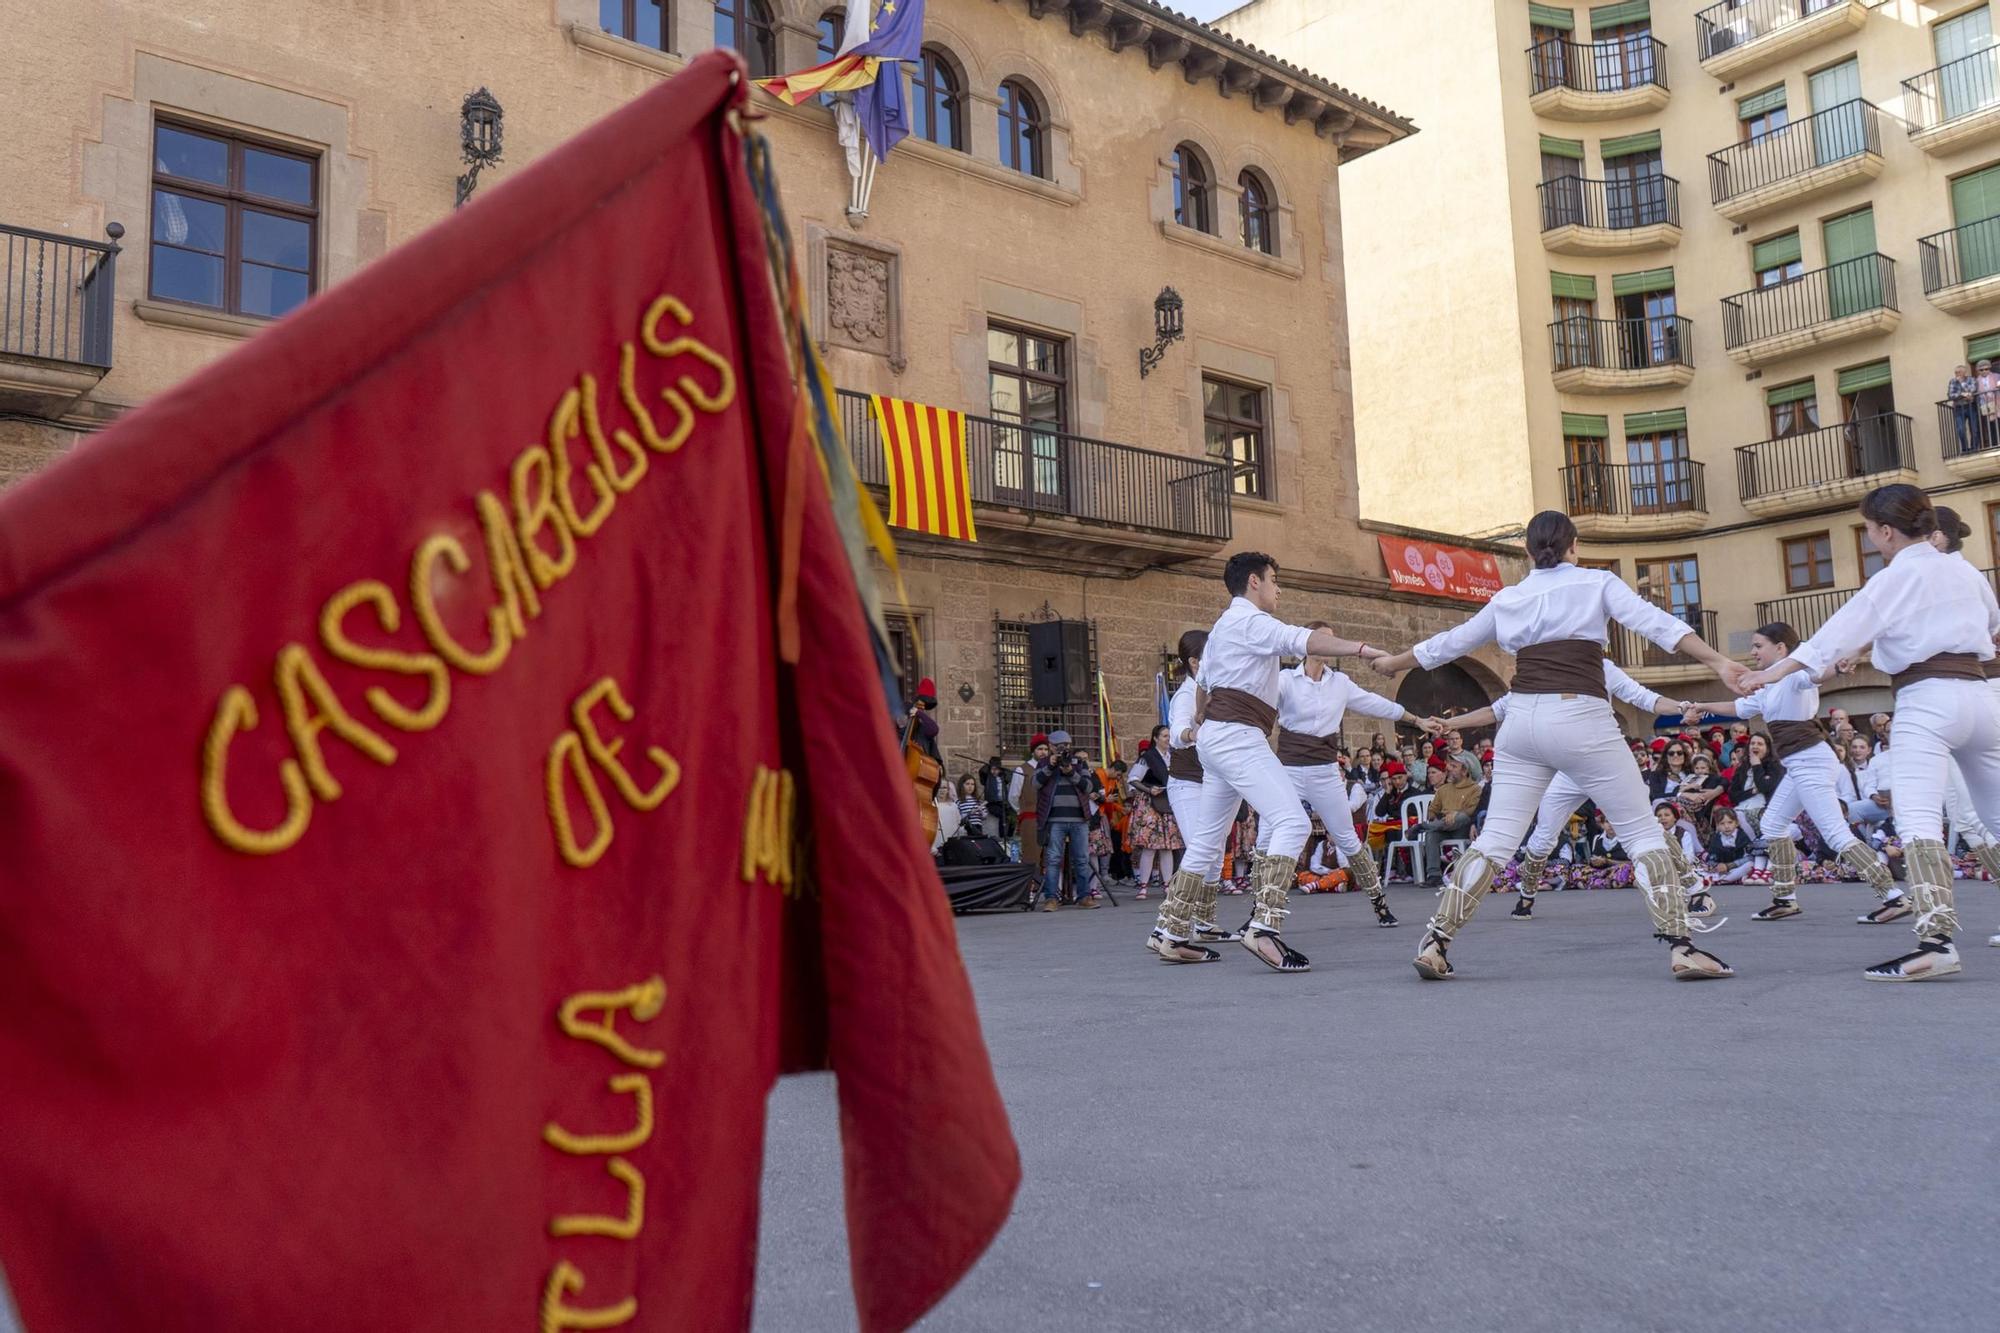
[754,879,2000,1332]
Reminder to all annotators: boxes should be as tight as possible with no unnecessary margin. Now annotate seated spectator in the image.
[1841,734,1892,842]
[1648,740,1689,804]
[1724,731,1781,837]
[1869,712,1892,755]
[1677,751,1725,837]
[1442,729,1485,782]
[1417,757,1481,887]
[1654,801,1701,864]
[1705,807,1757,883]
[955,774,986,838]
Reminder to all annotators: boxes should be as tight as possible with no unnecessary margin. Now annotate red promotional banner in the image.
[1376,535,1506,602]
[0,51,1014,1333]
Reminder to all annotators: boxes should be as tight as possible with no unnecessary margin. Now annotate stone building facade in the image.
[0,0,1524,767]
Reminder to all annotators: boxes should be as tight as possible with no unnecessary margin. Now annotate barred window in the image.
[993,616,1100,759]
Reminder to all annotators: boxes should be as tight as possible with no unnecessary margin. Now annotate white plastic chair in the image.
[1386,793,1432,883]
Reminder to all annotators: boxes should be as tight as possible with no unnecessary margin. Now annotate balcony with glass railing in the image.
[835,387,1232,569]
[1547,314,1694,393]
[1902,45,2000,154]
[1,221,121,420]
[1558,458,1707,539]
[1695,0,1873,82]
[1720,253,1900,367]
[1705,100,1883,223]
[1734,414,1917,518]
[1527,36,1671,120]
[1537,175,1681,255]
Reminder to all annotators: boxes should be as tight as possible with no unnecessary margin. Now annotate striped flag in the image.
[1154,671,1169,729]
[871,393,977,541]
[1098,669,1121,764]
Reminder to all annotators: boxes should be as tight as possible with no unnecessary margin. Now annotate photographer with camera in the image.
[1035,729,1103,912]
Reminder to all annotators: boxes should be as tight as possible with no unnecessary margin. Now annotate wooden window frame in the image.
[1202,375,1270,501]
[602,0,671,50]
[148,118,319,319]
[997,79,1046,179]
[911,46,966,151]
[1238,169,1275,255]
[1782,530,1836,592]
[1173,143,1213,234]
[714,0,776,80]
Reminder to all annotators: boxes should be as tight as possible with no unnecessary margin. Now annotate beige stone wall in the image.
[1220,0,1541,538]
[1237,0,2000,692]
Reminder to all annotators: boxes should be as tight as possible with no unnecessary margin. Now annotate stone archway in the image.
[1395,662,1498,746]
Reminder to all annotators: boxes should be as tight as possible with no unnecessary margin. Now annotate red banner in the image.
[0,52,1014,1333]
[1376,535,1505,602]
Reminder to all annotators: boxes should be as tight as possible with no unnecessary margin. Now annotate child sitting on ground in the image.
[1704,806,1757,884]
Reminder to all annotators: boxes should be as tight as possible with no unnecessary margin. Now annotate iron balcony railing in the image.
[1755,586,1858,642]
[1528,36,1670,96]
[1697,0,1852,63]
[1610,608,1719,672]
[1721,253,1897,349]
[835,388,1232,540]
[2,222,121,369]
[1735,414,1914,500]
[1934,387,2000,459]
[1919,215,2000,294]
[1538,174,1680,233]
[1706,99,1880,205]
[1549,315,1693,374]
[1559,459,1706,518]
[1902,45,2000,132]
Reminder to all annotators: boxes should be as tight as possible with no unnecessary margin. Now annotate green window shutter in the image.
[1752,231,1803,270]
[1836,360,1892,395]
[1529,3,1575,30]
[1968,330,2000,362]
[1551,272,1598,299]
[1764,379,1817,408]
[1562,412,1609,438]
[1540,134,1585,159]
[1737,85,1788,119]
[1611,266,1674,296]
[1601,129,1662,158]
[1623,407,1687,434]
[1589,1,1650,30]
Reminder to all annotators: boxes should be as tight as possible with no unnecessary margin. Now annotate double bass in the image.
[902,708,943,848]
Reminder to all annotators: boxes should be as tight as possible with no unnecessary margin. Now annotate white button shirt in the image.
[1277,665,1403,737]
[1491,658,1667,724]
[1412,564,1692,670]
[1787,541,2000,677]
[1196,597,1315,707]
[1734,668,1818,724]
[1168,675,1200,747]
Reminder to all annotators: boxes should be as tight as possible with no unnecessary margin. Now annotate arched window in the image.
[714,0,775,80]
[997,80,1047,179]
[1239,169,1275,255]
[815,9,846,108]
[910,47,965,151]
[1172,143,1212,234]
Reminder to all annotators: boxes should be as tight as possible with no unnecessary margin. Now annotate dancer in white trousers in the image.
[1926,506,2000,944]
[1149,552,1385,972]
[1680,623,1898,922]
[1368,511,1744,981]
[1736,485,2000,981]
[1439,658,1696,921]
[1151,629,1241,950]
[1263,634,1442,927]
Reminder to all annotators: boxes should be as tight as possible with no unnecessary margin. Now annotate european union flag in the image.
[852,0,923,162]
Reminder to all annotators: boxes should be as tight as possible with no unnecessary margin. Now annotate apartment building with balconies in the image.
[1224,0,2000,713]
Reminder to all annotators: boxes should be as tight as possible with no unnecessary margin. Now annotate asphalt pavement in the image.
[754,879,2000,1332]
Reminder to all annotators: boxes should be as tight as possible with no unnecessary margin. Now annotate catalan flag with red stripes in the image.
[871,394,978,542]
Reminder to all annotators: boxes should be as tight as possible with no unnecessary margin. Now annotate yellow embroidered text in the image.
[545,675,680,869]
[740,765,797,892]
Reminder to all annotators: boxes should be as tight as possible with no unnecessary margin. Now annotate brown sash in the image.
[1167,744,1204,782]
[1511,640,1608,699]
[1274,727,1341,767]
[1764,718,1829,761]
[1206,686,1278,732]
[1891,651,1987,691]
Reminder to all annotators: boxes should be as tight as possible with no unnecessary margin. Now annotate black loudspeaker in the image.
[941,836,1005,866]
[1029,620,1091,707]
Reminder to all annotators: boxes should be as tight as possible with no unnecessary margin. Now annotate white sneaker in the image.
[1988,932,2000,947]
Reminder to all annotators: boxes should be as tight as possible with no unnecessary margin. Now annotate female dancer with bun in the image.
[1368,511,1745,981]
[1735,485,2000,981]
[1926,507,2000,944]
[1679,623,1896,922]
[1149,630,1240,950]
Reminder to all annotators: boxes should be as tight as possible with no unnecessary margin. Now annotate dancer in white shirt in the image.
[1153,630,1241,949]
[1264,633,1441,928]
[1736,486,2000,981]
[1441,658,1695,921]
[1924,507,2000,945]
[1150,553,1385,972]
[1680,623,1897,922]
[1369,511,1745,981]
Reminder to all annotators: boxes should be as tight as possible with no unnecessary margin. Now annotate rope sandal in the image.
[1371,896,1399,928]
[1240,929,1310,972]
[1152,934,1221,964]
[1412,930,1453,980]
[1661,934,1733,980]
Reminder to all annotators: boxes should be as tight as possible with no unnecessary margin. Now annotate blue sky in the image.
[1179,0,1245,22]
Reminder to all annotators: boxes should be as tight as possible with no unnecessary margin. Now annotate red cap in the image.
[917,677,936,698]
[1382,760,1406,775]
[1138,739,1153,751]
[1030,732,1048,747]
[1428,755,1448,771]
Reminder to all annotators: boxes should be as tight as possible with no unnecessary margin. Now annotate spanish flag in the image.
[871,393,977,542]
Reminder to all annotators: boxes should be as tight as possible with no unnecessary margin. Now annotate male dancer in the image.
[1267,629,1442,927]
[1150,553,1385,971]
